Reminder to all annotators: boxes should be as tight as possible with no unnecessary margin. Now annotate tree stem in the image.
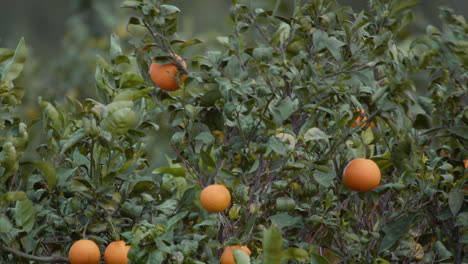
[0,244,69,263]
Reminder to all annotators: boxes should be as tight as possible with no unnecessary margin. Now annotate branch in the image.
[317,64,369,84]
[0,244,69,263]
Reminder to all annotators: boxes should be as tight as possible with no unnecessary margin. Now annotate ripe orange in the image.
[104,240,131,264]
[200,184,231,212]
[220,245,251,264]
[343,158,381,192]
[69,239,101,264]
[464,159,467,168]
[149,53,187,92]
[352,107,374,128]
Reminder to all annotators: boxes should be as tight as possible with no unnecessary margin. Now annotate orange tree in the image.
[1,0,467,263]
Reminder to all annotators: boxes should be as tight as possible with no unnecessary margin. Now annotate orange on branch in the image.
[200,184,231,212]
[352,107,374,128]
[68,239,101,264]
[220,245,251,264]
[149,53,187,92]
[343,158,381,192]
[104,240,131,264]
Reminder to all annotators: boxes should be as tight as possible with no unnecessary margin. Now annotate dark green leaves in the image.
[378,214,418,253]
[15,199,36,232]
[310,253,331,264]
[448,190,463,216]
[313,169,336,188]
[270,97,298,125]
[34,162,57,192]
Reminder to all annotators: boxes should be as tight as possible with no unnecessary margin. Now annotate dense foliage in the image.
[0,0,467,263]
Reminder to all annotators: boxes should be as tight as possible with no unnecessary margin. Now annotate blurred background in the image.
[0,0,466,166]
[0,0,465,60]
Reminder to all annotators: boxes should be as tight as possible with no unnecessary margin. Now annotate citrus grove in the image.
[0,0,467,263]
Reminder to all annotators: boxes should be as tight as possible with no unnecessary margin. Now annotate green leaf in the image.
[390,0,420,16]
[34,162,57,191]
[281,248,308,261]
[114,87,153,101]
[303,128,330,141]
[147,249,165,264]
[0,191,27,206]
[310,253,330,264]
[195,132,215,145]
[313,170,335,188]
[326,37,345,61]
[56,167,77,188]
[153,167,185,177]
[233,249,251,264]
[0,215,13,232]
[110,33,122,59]
[362,127,374,145]
[200,150,216,167]
[180,39,202,49]
[434,241,452,260]
[262,226,283,264]
[131,180,156,194]
[178,187,196,209]
[15,199,36,232]
[270,97,296,124]
[253,46,273,59]
[312,30,329,52]
[2,38,26,81]
[119,72,145,89]
[448,189,463,216]
[378,213,417,253]
[60,128,86,155]
[276,197,296,211]
[0,48,14,62]
[413,114,431,129]
[374,259,390,264]
[161,4,181,15]
[269,213,301,228]
[268,137,287,156]
[121,0,141,8]
[166,211,188,230]
[450,126,468,140]
[271,22,291,46]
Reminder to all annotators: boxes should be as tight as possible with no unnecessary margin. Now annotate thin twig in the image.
[317,64,369,84]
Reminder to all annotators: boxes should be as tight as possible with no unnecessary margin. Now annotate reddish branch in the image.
[0,244,69,263]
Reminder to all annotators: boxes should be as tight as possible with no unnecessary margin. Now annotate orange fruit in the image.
[200,184,231,212]
[464,159,467,168]
[220,245,251,264]
[149,53,187,92]
[69,239,101,264]
[352,107,374,128]
[104,240,131,264]
[343,158,381,192]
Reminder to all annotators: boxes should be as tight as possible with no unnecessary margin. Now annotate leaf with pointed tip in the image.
[234,249,251,264]
[262,226,283,264]
[310,253,330,264]
[281,248,308,262]
[15,199,36,232]
[34,162,57,192]
[2,38,26,81]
